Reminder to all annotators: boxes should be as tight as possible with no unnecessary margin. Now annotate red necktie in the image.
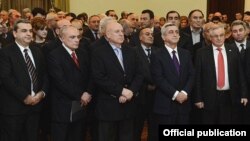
[217,48,225,88]
[71,51,79,68]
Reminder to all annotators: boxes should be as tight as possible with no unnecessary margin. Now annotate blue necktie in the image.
[114,48,124,70]
[172,50,180,75]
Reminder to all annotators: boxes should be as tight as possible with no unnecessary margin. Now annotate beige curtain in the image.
[54,0,69,12]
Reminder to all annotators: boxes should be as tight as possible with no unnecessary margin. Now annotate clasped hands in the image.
[23,91,45,105]
[80,92,92,106]
[119,88,133,104]
[175,91,188,104]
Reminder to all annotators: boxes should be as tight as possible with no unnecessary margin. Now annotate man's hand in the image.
[81,92,92,106]
[24,95,35,105]
[195,102,204,109]
[241,98,248,106]
[175,91,188,104]
[119,95,127,104]
[122,88,133,100]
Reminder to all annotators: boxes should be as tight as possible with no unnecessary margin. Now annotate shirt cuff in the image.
[41,91,46,97]
[181,90,188,96]
[172,91,179,101]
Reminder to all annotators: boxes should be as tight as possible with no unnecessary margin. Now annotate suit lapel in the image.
[177,48,184,77]
[121,45,128,72]
[13,43,30,78]
[138,46,149,64]
[106,44,124,72]
[225,44,233,76]
[246,39,250,49]
[207,46,216,80]
[61,46,80,70]
[29,46,40,70]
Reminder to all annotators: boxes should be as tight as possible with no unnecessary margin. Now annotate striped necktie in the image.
[24,49,38,93]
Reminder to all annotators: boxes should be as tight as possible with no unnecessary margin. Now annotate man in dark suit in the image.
[230,20,250,124]
[83,15,100,43]
[133,27,157,141]
[48,26,92,141]
[129,9,164,48]
[91,21,143,141]
[0,19,48,141]
[229,20,250,65]
[181,9,204,48]
[151,23,194,140]
[43,19,72,55]
[195,23,248,124]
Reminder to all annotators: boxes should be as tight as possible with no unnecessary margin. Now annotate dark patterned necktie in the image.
[146,48,151,63]
[24,49,38,92]
[172,50,180,75]
[94,31,99,40]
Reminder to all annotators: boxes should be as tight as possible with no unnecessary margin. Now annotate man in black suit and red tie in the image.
[48,26,92,141]
[195,23,248,124]
[91,21,143,141]
[0,19,49,141]
[150,23,195,140]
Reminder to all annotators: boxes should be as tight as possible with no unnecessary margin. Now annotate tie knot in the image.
[240,44,244,48]
[217,48,222,52]
[24,49,28,53]
[71,51,77,57]
[172,50,176,54]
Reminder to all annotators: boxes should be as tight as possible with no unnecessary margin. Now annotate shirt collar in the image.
[235,39,246,48]
[62,43,74,55]
[16,41,30,53]
[212,44,225,51]
[165,44,178,54]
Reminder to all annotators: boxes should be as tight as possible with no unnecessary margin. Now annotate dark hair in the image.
[13,19,31,31]
[76,12,88,22]
[188,9,204,19]
[166,11,180,19]
[141,9,154,19]
[66,12,76,19]
[32,7,46,17]
[105,10,115,16]
[244,11,250,16]
[127,12,134,17]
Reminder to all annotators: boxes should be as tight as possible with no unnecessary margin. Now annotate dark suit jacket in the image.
[46,28,57,41]
[48,45,91,122]
[0,43,49,115]
[43,37,62,57]
[134,45,157,105]
[195,44,247,110]
[151,47,195,115]
[181,26,204,46]
[91,43,143,121]
[83,28,97,43]
[229,39,250,66]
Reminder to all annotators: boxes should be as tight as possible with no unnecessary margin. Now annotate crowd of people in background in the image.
[1,6,250,141]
